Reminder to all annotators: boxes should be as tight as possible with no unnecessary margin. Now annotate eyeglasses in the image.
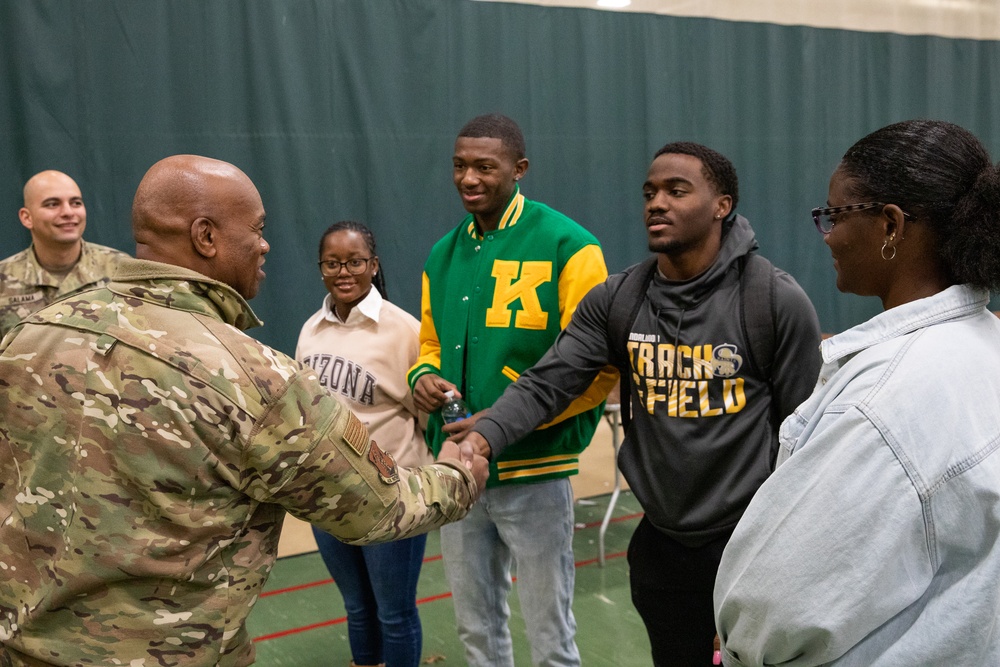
[811,202,912,235]
[318,257,374,276]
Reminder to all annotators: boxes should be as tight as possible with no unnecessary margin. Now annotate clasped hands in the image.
[414,374,494,498]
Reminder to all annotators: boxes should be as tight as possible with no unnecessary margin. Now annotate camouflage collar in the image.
[111,258,263,331]
[5,241,104,288]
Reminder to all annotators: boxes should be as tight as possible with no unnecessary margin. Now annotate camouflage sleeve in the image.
[242,369,477,544]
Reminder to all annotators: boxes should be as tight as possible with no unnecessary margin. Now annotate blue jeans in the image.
[311,527,427,667]
[440,478,580,667]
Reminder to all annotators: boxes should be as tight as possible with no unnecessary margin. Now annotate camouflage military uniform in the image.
[0,258,478,667]
[0,241,129,339]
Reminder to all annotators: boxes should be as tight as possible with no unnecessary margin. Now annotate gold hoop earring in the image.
[881,241,896,261]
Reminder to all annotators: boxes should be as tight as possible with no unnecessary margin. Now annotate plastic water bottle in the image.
[441,390,471,424]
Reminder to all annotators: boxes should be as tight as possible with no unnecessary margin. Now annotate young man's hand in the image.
[413,374,459,413]
[457,430,493,460]
[442,409,487,443]
[438,439,489,497]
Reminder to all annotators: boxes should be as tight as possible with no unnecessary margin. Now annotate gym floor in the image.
[247,413,655,665]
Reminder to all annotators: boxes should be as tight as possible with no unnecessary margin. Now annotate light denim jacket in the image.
[715,284,1000,666]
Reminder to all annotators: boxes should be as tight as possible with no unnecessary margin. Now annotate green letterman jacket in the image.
[408,187,617,487]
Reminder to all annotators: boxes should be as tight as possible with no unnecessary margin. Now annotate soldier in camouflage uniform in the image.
[0,155,487,667]
[0,170,129,339]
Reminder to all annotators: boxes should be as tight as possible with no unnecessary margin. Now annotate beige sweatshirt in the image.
[297,289,432,468]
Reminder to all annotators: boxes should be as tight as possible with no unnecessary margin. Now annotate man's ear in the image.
[191,217,218,258]
[514,158,529,182]
[714,195,733,220]
[18,208,33,231]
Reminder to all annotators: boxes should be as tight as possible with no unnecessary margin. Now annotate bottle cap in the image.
[444,390,455,399]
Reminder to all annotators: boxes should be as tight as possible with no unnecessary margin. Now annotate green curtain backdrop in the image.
[2,0,997,354]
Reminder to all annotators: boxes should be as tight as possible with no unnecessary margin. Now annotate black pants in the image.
[628,517,732,667]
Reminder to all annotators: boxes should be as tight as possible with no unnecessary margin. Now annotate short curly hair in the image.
[458,114,526,161]
[654,141,739,212]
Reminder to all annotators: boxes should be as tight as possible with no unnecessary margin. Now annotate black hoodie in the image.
[475,214,822,546]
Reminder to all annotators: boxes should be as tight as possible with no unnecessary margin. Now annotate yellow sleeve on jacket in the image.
[543,243,619,427]
[557,243,608,328]
[407,272,442,388]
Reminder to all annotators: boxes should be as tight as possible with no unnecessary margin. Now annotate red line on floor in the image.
[261,554,444,598]
[253,551,627,642]
[573,550,627,568]
[259,577,333,598]
[253,616,346,642]
[260,513,642,600]
[253,547,632,643]
[576,510,644,530]
[254,590,457,642]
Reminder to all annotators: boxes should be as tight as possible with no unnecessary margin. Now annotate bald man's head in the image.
[19,170,87,252]
[132,155,270,299]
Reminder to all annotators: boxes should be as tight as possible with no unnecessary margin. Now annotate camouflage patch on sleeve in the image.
[342,412,369,456]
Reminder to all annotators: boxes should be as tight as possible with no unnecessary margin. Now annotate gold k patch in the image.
[368,440,400,484]
[342,412,369,456]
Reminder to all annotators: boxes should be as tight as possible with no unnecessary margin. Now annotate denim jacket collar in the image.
[821,284,990,364]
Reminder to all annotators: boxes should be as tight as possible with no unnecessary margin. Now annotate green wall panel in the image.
[2,0,997,355]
